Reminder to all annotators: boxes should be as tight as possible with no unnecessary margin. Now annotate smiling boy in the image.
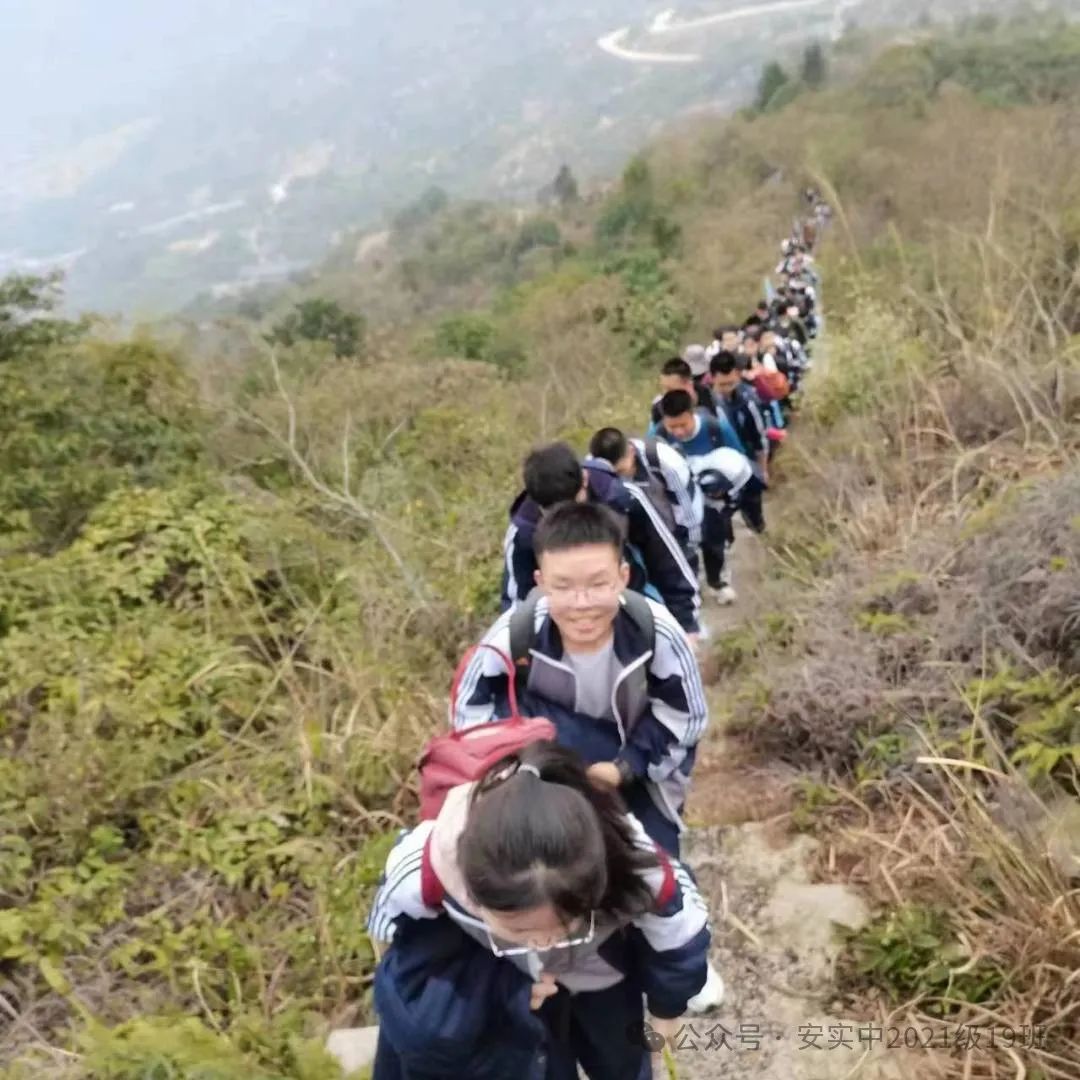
[454,501,706,859]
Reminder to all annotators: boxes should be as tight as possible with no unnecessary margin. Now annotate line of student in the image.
[365,218,825,1078]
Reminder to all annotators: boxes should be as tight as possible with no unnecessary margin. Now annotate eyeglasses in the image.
[546,582,622,603]
[487,910,597,958]
[453,907,597,957]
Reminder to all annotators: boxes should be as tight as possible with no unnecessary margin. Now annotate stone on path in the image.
[325,1026,379,1076]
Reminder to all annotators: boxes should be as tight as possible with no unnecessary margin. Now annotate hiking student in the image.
[747,328,790,434]
[367,741,713,1078]
[648,355,717,429]
[706,324,742,363]
[587,426,703,567]
[501,443,701,637]
[689,446,767,604]
[708,351,771,486]
[462,502,708,852]
[777,301,810,349]
[654,388,745,462]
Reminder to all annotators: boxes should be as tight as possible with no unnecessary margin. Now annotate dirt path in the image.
[678,528,918,1080]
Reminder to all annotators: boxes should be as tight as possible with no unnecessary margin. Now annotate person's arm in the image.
[449,610,515,730]
[367,822,443,943]
[625,819,710,1019]
[657,442,702,549]
[613,603,708,785]
[501,523,537,610]
[740,392,771,482]
[623,490,700,635]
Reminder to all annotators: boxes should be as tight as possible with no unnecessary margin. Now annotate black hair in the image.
[661,357,693,379]
[709,350,739,376]
[589,427,629,465]
[534,500,624,560]
[460,741,657,922]
[715,324,739,338]
[659,388,695,418]
[743,326,761,343]
[523,443,583,509]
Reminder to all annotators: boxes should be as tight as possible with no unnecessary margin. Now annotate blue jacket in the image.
[715,383,770,464]
[374,915,548,1080]
[452,595,708,831]
[500,462,700,634]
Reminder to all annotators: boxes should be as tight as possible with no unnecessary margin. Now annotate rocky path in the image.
[677,530,917,1080]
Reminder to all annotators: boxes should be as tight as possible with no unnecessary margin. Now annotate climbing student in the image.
[777,300,809,349]
[586,426,703,568]
[654,389,745,461]
[462,501,708,854]
[708,351,771,486]
[648,355,717,428]
[706,324,742,363]
[501,441,701,637]
[367,741,713,1078]
[688,445,764,605]
[744,299,770,330]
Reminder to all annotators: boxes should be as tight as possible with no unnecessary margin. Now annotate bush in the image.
[268,297,366,358]
[0,336,204,552]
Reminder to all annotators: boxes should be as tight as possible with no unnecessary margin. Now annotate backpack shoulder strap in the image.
[621,589,656,653]
[508,586,543,668]
[643,434,662,474]
[704,407,747,458]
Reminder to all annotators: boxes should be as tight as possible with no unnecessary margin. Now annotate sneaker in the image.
[710,584,737,606]
[687,962,726,1014]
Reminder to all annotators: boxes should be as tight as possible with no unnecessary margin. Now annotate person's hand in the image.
[648,1015,683,1073]
[529,973,559,1011]
[586,762,622,791]
[686,632,700,653]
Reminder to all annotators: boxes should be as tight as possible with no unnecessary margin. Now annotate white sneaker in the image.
[710,585,737,606]
[687,962,726,1014]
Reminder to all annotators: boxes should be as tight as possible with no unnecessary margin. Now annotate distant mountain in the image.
[2,0,1061,314]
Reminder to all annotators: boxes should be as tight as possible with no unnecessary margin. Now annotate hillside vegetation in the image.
[2,18,1080,1079]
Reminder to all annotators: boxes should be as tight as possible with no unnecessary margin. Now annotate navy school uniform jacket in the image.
[452,594,708,832]
[373,915,548,1080]
[368,783,710,1027]
[500,461,701,635]
[715,383,770,466]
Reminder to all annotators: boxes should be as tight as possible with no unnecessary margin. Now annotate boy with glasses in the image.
[457,502,706,855]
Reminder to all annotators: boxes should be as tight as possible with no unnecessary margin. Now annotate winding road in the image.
[597,0,855,64]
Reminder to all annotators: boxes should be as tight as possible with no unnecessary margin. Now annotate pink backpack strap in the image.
[652,843,677,910]
[420,832,446,909]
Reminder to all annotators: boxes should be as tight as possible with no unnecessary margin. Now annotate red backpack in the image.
[417,643,556,820]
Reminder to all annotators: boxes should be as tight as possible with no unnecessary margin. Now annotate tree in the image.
[801,42,828,88]
[552,164,580,206]
[756,62,791,111]
[434,312,496,360]
[0,272,86,364]
[267,298,365,358]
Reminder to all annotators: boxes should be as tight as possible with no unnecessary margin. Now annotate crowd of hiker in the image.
[363,205,827,1078]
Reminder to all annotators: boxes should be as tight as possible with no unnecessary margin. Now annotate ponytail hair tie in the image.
[518,763,542,779]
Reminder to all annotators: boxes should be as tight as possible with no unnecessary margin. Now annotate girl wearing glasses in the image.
[367,741,711,1079]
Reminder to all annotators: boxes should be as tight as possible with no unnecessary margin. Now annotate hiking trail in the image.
[677,532,917,1079]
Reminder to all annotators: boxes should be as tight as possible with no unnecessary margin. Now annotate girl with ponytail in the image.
[368,741,711,1079]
